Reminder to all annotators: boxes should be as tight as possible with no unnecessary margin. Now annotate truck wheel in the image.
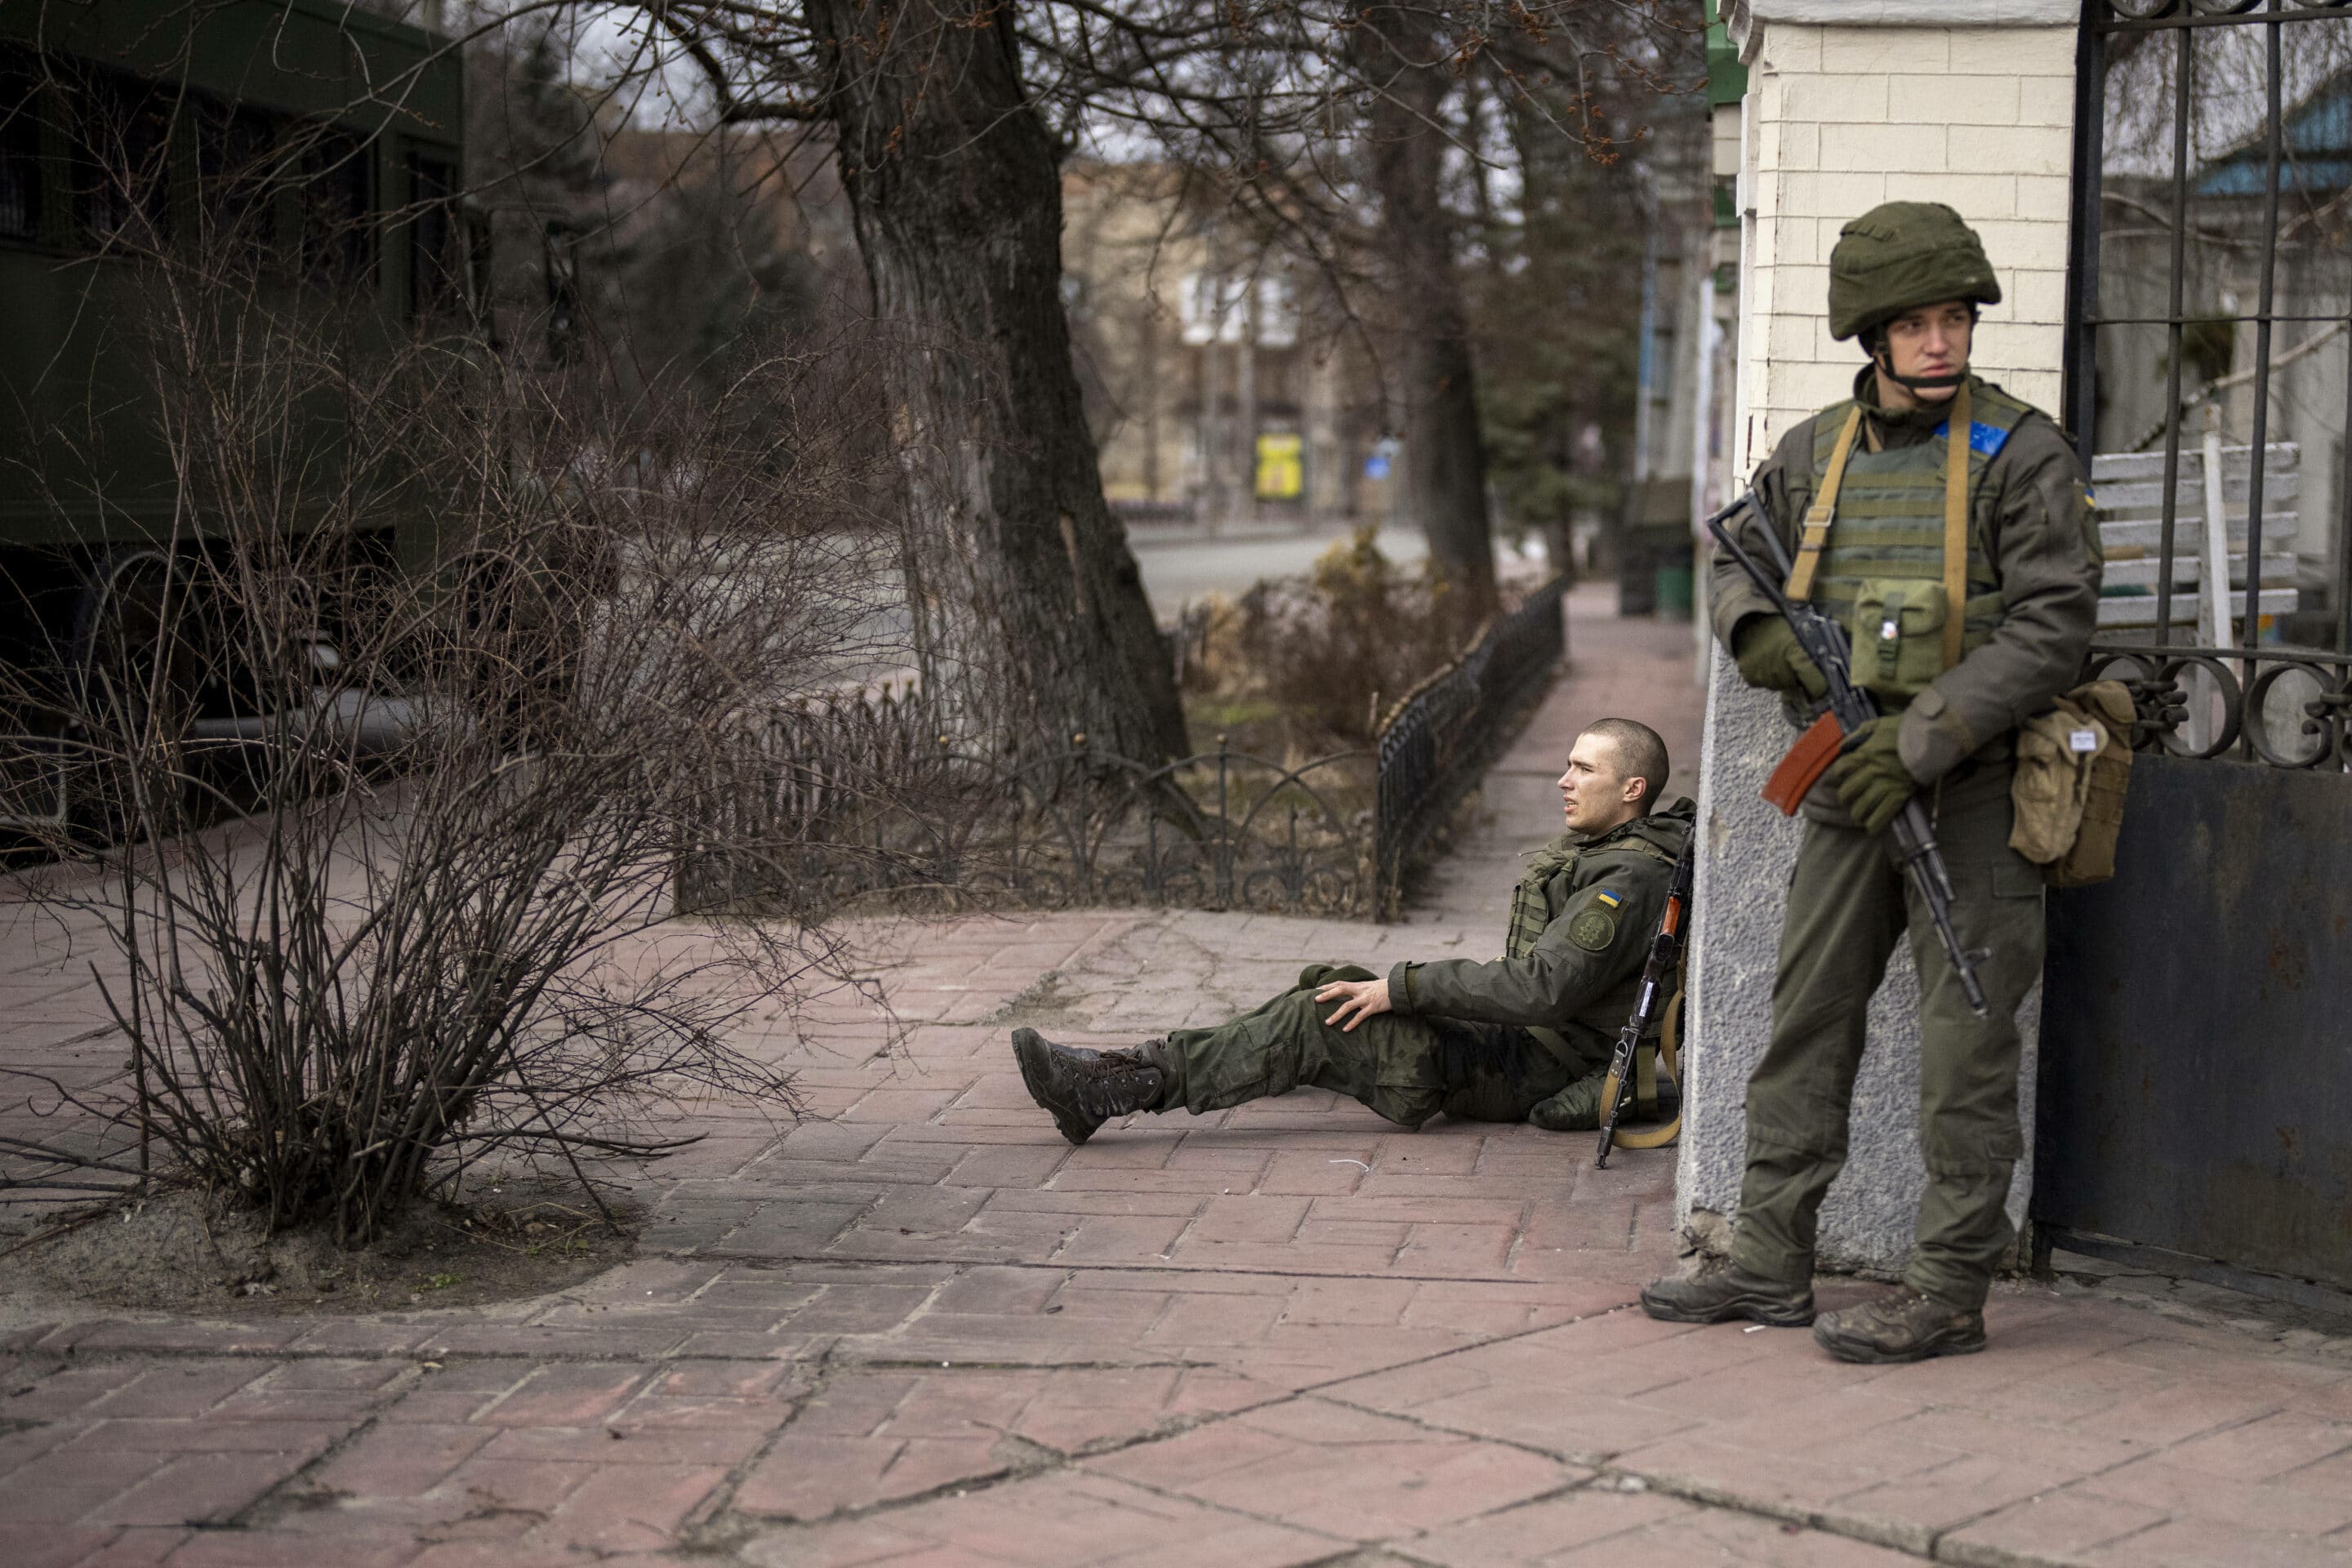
[64,548,208,847]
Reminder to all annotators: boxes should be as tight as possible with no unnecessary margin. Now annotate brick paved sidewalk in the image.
[6,598,2352,1568]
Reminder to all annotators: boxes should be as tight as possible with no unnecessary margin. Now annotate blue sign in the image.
[1364,453,1391,480]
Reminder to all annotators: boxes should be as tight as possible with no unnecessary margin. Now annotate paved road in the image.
[1130,523,1450,620]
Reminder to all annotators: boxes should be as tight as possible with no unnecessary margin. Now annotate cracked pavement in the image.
[7,595,2352,1567]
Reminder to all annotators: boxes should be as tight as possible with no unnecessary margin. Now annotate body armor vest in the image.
[1503,839,1582,964]
[1805,377,2034,702]
[1503,826,1682,1049]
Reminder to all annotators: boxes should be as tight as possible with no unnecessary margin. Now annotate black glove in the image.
[1828,715,1917,834]
[1731,617,1827,700]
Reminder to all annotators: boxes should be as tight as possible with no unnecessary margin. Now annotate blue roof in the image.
[2195,72,2352,197]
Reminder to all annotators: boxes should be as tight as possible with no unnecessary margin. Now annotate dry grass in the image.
[1175,526,1487,760]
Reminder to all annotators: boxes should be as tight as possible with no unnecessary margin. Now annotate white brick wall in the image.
[1734,20,2078,474]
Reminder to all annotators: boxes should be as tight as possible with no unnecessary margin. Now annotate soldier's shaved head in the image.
[1577,718,1668,813]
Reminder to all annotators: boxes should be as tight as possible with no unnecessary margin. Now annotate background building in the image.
[1060,163,1386,529]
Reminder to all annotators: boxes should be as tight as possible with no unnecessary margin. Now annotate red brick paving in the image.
[5,595,2352,1566]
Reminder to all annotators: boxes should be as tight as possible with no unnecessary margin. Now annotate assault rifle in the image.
[1594,830,1694,1169]
[1705,490,1990,1019]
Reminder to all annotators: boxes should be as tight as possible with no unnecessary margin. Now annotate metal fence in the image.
[679,719,1372,918]
[2065,0,2352,768]
[2037,0,2352,1312]
[683,578,1570,921]
[1373,577,1571,915]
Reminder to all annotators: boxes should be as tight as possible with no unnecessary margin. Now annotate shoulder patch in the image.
[1568,908,1617,953]
[1935,419,2014,460]
[1596,889,1623,909]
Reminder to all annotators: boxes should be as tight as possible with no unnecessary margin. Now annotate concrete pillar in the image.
[1680,0,2078,1275]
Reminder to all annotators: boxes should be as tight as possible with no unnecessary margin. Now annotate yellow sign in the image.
[1255,433,1303,500]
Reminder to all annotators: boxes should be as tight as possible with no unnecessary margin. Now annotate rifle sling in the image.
[1941,381,1972,671]
[1599,951,1686,1151]
[1783,407,1862,601]
[1529,1024,1576,1061]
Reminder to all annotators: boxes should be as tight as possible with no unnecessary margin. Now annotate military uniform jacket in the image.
[1711,369,2104,808]
[1386,799,1695,1067]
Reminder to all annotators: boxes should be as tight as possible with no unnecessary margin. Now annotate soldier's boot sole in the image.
[1812,1316,1987,1365]
[1638,1282,1816,1328]
[1012,1027,1102,1147]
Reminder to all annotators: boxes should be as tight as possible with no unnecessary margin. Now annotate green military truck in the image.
[0,0,467,831]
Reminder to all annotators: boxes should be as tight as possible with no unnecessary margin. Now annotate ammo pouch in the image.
[1849,580,2002,702]
[2008,679,2134,887]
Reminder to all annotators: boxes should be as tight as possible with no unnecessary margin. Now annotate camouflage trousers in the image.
[1156,964,1597,1129]
[1730,763,2045,1312]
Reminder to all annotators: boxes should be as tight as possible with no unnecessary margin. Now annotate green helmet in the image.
[1826,202,2002,342]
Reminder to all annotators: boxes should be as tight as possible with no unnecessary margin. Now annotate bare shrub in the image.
[1177,527,1482,756]
[0,152,924,1244]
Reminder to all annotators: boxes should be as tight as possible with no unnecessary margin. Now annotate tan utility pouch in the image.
[2009,679,2134,886]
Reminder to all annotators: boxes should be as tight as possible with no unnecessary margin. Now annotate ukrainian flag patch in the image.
[1934,418,2013,459]
[1596,889,1624,909]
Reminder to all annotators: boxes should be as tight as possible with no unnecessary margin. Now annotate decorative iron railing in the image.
[2068,0,2352,756]
[2089,2,2352,29]
[682,577,1570,920]
[678,724,1372,918]
[1373,577,1571,915]
[2087,643,2352,770]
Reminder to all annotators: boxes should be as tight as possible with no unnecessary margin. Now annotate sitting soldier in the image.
[1013,716,1694,1144]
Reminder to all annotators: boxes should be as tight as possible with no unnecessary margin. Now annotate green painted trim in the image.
[0,0,446,56]
[0,0,469,551]
[1704,0,1747,107]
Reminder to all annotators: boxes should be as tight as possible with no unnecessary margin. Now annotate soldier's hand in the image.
[1316,977,1392,1032]
[1829,715,1917,834]
[1731,617,1828,699]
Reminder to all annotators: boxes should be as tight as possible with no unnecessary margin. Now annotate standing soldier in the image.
[1640,204,2102,1362]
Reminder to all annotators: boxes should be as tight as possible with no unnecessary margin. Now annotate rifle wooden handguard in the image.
[1762,711,1844,817]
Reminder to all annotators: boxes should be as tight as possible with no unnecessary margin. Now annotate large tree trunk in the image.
[1359,2,1498,613]
[804,0,1187,762]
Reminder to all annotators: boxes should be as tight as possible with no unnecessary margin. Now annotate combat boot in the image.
[1639,1254,1815,1326]
[1812,1285,1984,1364]
[1528,1071,1608,1132]
[1012,1027,1168,1147]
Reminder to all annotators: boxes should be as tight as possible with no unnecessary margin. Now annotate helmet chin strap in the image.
[1871,345,1969,393]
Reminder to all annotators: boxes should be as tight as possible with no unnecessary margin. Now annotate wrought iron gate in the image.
[2038,0,2352,1301]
